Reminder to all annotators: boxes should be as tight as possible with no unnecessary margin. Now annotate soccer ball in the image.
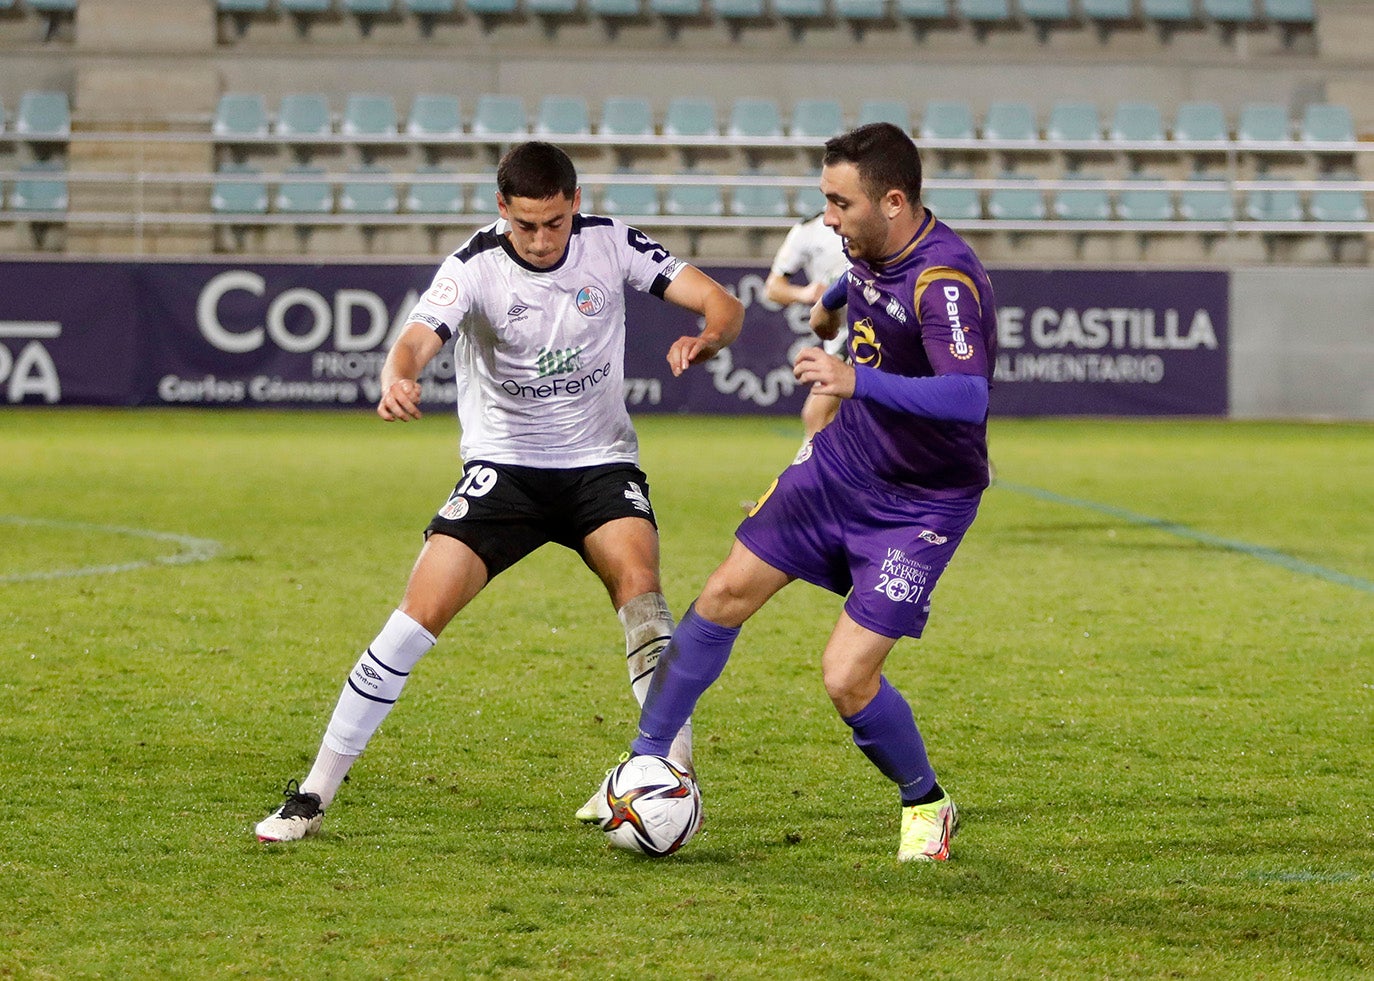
[599,755,703,857]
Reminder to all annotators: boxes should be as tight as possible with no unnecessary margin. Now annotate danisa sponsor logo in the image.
[501,361,613,399]
[944,285,973,361]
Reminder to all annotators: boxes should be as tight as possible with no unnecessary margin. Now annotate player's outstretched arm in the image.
[377,322,445,421]
[662,266,745,377]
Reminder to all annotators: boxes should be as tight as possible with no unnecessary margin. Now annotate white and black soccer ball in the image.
[599,755,703,857]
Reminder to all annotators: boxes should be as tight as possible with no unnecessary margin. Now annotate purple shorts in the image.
[736,437,980,639]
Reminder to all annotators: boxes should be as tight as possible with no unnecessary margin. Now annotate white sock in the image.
[619,592,693,769]
[307,609,436,804]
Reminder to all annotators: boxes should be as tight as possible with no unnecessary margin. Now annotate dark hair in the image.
[822,122,922,208]
[496,141,578,201]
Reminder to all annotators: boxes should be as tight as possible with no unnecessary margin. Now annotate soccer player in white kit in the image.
[765,212,849,438]
[256,141,744,842]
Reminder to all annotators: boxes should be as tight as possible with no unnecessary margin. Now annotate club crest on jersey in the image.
[623,482,651,514]
[439,495,469,520]
[851,318,881,368]
[576,285,607,316]
[863,284,881,305]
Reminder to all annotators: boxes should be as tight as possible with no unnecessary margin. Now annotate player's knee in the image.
[822,666,877,717]
[693,570,751,628]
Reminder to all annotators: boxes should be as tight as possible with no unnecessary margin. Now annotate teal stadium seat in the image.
[340,165,399,215]
[275,166,333,214]
[715,0,765,17]
[1110,102,1166,143]
[599,97,654,137]
[280,0,332,11]
[1115,181,1174,221]
[344,0,394,34]
[406,94,462,139]
[898,0,952,36]
[834,0,890,31]
[471,95,527,138]
[1202,0,1256,24]
[465,0,518,16]
[341,94,398,139]
[1246,187,1303,222]
[1141,0,1197,22]
[1263,0,1314,42]
[1046,102,1101,142]
[987,176,1046,221]
[467,182,500,215]
[665,174,725,216]
[211,164,269,214]
[773,0,827,20]
[919,100,975,141]
[1307,179,1369,223]
[276,94,332,138]
[213,93,269,139]
[956,0,1010,24]
[599,177,660,216]
[731,179,789,218]
[923,175,982,221]
[588,0,643,20]
[1299,104,1355,144]
[1080,0,1134,35]
[10,161,68,212]
[405,167,465,214]
[16,90,71,140]
[982,102,1037,142]
[649,0,704,18]
[664,98,718,138]
[1019,0,1073,41]
[858,100,911,131]
[1178,180,1235,222]
[790,99,844,139]
[534,96,591,136]
[793,185,826,215]
[218,0,272,10]
[528,0,579,15]
[728,99,783,139]
[1237,103,1291,143]
[402,0,458,34]
[1054,176,1111,221]
[1173,101,1229,143]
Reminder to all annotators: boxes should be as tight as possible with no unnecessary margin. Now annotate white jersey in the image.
[769,212,848,287]
[405,214,686,468]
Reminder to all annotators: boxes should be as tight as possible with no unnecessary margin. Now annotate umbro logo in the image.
[361,664,383,682]
[507,303,530,319]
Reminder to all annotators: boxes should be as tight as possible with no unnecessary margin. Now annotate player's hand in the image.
[666,335,722,377]
[793,346,855,399]
[799,280,828,305]
[378,378,423,421]
[810,301,842,342]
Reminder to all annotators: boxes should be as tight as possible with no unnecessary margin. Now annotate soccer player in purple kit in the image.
[600,122,997,861]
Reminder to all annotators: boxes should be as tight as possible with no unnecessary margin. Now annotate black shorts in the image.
[424,460,658,580]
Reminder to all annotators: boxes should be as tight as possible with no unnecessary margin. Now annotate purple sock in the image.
[631,605,739,756]
[842,676,937,804]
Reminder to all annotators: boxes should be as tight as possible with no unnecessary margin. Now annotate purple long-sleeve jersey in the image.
[819,208,998,498]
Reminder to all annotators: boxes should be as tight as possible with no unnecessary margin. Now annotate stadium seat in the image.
[858,100,911,131]
[1299,104,1355,144]
[405,94,462,139]
[1236,103,1291,143]
[213,93,269,139]
[599,97,654,138]
[1115,179,1174,221]
[1307,179,1369,223]
[15,90,71,140]
[715,0,766,33]
[1046,102,1101,142]
[217,0,271,9]
[956,0,1010,24]
[280,0,331,11]
[1019,0,1073,41]
[588,0,643,24]
[211,163,269,214]
[1178,180,1234,222]
[728,98,783,139]
[834,0,890,35]
[528,0,579,17]
[534,95,591,136]
[1173,101,1229,143]
[1246,187,1302,222]
[340,165,400,214]
[898,0,952,36]
[9,161,68,212]
[465,0,519,15]
[790,99,844,140]
[1141,0,1196,22]
[982,102,1037,142]
[772,0,827,27]
[1202,0,1256,24]
[402,0,458,34]
[1053,177,1111,221]
[467,182,500,215]
[1110,102,1166,143]
[341,94,398,139]
[275,94,332,138]
[923,176,981,221]
[731,179,789,218]
[598,177,660,216]
[275,166,333,214]
[1263,0,1314,43]
[919,100,975,141]
[664,98,718,138]
[471,95,527,138]
[343,0,393,34]
[404,166,465,214]
[793,185,826,215]
[665,174,725,216]
[649,0,704,27]
[1080,0,1135,37]
[987,176,1046,221]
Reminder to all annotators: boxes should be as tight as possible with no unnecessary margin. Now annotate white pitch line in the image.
[0,516,222,583]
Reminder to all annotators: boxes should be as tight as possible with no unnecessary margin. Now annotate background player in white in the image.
[765,211,848,439]
[256,141,744,842]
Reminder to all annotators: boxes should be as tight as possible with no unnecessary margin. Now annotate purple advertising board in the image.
[0,259,1227,416]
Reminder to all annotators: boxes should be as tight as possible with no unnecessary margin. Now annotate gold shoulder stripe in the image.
[913,266,981,317]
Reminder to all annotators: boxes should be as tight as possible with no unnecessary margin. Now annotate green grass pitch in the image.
[1,409,1370,978]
